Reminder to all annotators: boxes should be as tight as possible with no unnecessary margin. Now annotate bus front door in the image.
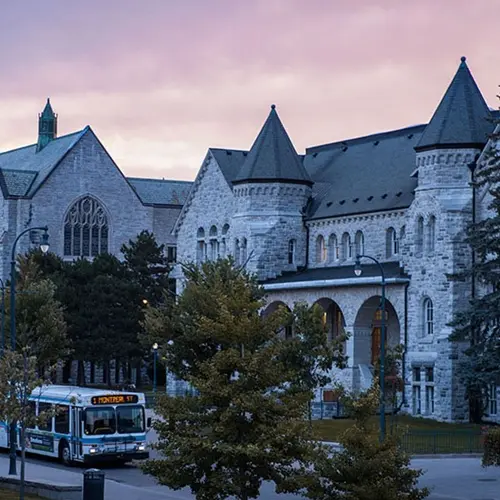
[71,407,82,460]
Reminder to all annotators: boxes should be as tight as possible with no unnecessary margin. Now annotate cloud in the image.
[0,0,499,180]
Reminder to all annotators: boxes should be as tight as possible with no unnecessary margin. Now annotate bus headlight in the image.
[136,444,145,452]
[89,448,98,454]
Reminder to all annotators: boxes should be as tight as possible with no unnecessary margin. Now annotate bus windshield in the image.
[84,407,116,435]
[116,405,145,434]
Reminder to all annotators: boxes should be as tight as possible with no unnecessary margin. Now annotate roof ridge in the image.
[0,128,86,157]
[127,177,193,184]
[307,124,427,153]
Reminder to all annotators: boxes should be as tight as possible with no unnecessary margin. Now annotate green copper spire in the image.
[36,98,58,152]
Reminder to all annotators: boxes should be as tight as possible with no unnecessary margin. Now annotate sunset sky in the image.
[1,0,499,181]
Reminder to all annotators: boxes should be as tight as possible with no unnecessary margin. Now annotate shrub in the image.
[482,427,500,467]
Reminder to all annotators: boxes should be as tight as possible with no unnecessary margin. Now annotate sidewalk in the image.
[0,456,188,500]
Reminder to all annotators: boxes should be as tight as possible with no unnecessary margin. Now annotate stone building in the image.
[0,98,192,384]
[174,57,500,422]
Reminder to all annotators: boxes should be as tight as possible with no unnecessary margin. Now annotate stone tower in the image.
[37,98,58,152]
[403,57,492,421]
[231,105,313,280]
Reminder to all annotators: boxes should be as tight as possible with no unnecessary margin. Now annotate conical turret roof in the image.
[415,57,492,151]
[41,98,55,118]
[233,105,312,185]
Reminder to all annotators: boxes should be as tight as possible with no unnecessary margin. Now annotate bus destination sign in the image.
[91,394,139,406]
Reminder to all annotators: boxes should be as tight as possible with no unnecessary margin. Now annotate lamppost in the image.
[9,226,50,476]
[152,343,158,394]
[354,253,386,442]
[165,340,173,395]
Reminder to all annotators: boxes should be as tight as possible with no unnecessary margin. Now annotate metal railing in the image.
[399,429,483,454]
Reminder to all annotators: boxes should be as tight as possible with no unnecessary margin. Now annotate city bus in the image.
[0,385,151,465]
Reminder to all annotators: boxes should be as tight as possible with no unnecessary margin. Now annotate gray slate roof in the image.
[0,127,193,205]
[127,178,192,206]
[233,105,312,185]
[263,261,408,284]
[416,57,492,150]
[209,148,249,185]
[0,129,86,197]
[304,124,426,219]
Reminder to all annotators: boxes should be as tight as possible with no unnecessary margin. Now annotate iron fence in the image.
[399,429,483,454]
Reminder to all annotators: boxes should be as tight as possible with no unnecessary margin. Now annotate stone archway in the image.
[353,295,400,367]
[262,300,293,339]
[312,298,346,344]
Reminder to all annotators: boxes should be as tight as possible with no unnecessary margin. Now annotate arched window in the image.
[316,235,327,263]
[235,239,241,265]
[209,225,218,260]
[63,196,108,257]
[241,238,248,265]
[416,217,424,256]
[328,234,338,263]
[221,224,229,257]
[427,216,436,253]
[423,298,434,336]
[197,227,206,263]
[355,231,364,256]
[288,239,296,264]
[341,232,351,260]
[386,227,398,257]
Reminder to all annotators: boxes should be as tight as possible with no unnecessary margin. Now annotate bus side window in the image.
[38,403,53,432]
[27,402,36,429]
[55,405,69,434]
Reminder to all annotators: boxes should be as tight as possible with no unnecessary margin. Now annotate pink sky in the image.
[0,0,499,181]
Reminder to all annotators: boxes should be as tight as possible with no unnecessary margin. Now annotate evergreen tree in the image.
[142,259,333,500]
[5,255,70,371]
[449,122,500,421]
[121,230,171,306]
[305,384,429,500]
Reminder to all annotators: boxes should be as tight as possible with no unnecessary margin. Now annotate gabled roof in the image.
[233,105,312,186]
[127,177,192,206]
[415,57,492,151]
[305,124,426,219]
[209,148,248,185]
[0,128,87,197]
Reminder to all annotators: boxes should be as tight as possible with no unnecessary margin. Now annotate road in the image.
[18,423,500,499]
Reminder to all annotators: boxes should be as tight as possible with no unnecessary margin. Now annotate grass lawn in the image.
[0,487,41,499]
[312,415,484,454]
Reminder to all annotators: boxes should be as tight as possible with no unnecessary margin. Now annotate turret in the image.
[37,98,58,152]
[231,105,313,280]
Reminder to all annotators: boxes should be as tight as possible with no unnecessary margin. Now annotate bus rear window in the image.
[116,406,145,434]
[84,407,116,435]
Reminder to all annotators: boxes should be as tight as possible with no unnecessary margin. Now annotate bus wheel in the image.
[59,441,71,466]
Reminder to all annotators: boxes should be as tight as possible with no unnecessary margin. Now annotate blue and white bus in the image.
[0,385,150,465]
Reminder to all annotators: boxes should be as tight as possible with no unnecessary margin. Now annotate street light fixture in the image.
[8,225,49,476]
[354,253,386,442]
[152,343,158,394]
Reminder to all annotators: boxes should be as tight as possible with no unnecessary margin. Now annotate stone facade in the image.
[0,111,191,387]
[173,58,500,423]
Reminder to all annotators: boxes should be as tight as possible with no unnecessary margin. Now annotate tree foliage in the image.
[29,230,171,386]
[449,122,500,421]
[142,259,341,500]
[5,255,69,370]
[0,349,59,499]
[305,384,429,500]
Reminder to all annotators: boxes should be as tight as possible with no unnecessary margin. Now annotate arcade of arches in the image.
[263,295,401,390]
